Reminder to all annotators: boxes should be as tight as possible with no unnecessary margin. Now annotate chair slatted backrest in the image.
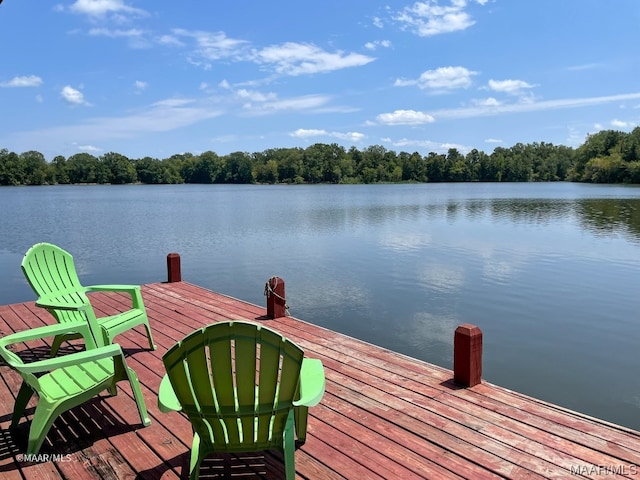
[162,321,304,452]
[22,243,88,324]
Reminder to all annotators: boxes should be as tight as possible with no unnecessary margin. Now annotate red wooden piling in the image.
[167,253,182,283]
[453,324,483,387]
[265,276,287,319]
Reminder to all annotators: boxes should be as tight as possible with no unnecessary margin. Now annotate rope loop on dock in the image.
[264,276,290,316]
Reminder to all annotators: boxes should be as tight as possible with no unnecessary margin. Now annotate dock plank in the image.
[1,281,640,479]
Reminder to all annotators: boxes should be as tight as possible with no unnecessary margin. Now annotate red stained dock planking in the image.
[1,279,640,479]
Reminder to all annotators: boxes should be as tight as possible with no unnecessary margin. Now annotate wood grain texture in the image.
[1,280,639,479]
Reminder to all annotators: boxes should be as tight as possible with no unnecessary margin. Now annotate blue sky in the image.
[1,0,639,160]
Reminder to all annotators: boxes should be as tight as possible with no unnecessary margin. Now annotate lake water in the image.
[1,183,640,429]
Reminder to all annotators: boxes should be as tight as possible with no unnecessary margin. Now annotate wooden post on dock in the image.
[265,276,287,318]
[167,253,182,283]
[454,324,483,387]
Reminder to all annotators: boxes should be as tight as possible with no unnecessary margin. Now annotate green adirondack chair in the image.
[21,242,155,355]
[0,320,151,455]
[158,321,325,480]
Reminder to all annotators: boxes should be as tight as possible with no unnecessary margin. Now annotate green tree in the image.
[224,151,254,183]
[426,152,447,182]
[134,156,182,184]
[50,155,70,184]
[400,151,427,182]
[0,149,22,185]
[20,150,48,185]
[254,159,278,183]
[66,153,98,183]
[572,130,626,181]
[302,144,328,183]
[101,152,137,184]
[582,154,625,183]
[189,151,224,183]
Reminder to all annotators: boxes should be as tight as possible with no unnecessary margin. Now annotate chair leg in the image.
[283,410,296,480]
[50,335,65,357]
[124,367,151,426]
[26,401,60,455]
[11,383,34,428]
[143,321,156,350]
[107,383,118,396]
[50,332,83,357]
[294,405,309,446]
[189,433,205,480]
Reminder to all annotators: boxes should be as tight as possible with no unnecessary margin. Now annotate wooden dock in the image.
[2,280,640,479]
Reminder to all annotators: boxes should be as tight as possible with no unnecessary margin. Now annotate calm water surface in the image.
[1,183,640,429]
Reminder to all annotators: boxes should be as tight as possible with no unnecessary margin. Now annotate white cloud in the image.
[61,86,90,106]
[484,138,503,144]
[160,30,375,77]
[78,144,102,152]
[395,0,479,37]
[173,29,249,63]
[13,97,223,144]
[566,127,585,148]
[487,79,535,94]
[332,131,366,142]
[566,63,603,72]
[376,109,435,125]
[243,94,331,114]
[385,137,469,153]
[432,92,640,120]
[157,34,185,47]
[88,27,144,38]
[0,75,43,88]
[235,89,278,103]
[291,129,328,138]
[364,40,392,51]
[68,0,148,19]
[214,81,334,115]
[611,119,636,129]
[290,129,365,143]
[134,80,148,93]
[395,66,477,91]
[473,97,501,107]
[252,42,375,76]
[152,98,193,108]
[373,17,384,28]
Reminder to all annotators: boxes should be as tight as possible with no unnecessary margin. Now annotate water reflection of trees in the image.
[424,197,640,243]
[300,197,640,244]
[463,198,640,243]
[573,199,640,242]
[488,199,573,225]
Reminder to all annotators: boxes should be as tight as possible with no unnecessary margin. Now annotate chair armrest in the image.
[85,284,140,295]
[294,358,325,407]
[8,344,122,374]
[85,285,144,310]
[158,374,183,413]
[0,321,92,348]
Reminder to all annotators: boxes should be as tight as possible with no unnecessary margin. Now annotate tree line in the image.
[2,127,640,186]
